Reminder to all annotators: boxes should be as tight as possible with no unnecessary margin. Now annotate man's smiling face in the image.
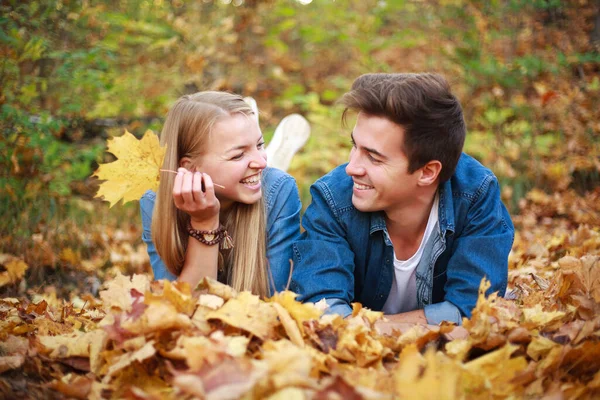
[345,112,421,215]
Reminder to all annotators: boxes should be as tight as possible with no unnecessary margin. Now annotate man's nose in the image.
[345,149,364,176]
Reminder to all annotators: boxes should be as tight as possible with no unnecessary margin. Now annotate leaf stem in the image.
[160,169,226,189]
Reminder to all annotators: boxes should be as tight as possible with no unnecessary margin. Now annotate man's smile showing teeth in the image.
[353,182,373,190]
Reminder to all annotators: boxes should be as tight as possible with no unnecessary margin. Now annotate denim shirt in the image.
[290,153,514,325]
[140,167,302,294]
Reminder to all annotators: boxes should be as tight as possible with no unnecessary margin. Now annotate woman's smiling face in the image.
[192,113,267,211]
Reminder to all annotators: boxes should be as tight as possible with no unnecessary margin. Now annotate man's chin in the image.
[351,196,375,212]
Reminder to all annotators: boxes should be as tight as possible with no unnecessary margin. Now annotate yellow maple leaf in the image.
[99,272,151,312]
[259,340,315,392]
[39,330,106,360]
[463,344,528,397]
[0,254,28,287]
[93,130,166,207]
[268,291,322,335]
[393,345,462,399]
[206,291,279,340]
[521,303,566,329]
[103,340,157,382]
[122,301,192,335]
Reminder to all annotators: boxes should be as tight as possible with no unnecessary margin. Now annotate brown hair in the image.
[340,73,466,182]
[152,91,269,296]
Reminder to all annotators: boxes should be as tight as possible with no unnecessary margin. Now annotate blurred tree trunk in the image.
[592,0,600,51]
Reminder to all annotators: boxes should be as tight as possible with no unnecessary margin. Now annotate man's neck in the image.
[384,186,438,253]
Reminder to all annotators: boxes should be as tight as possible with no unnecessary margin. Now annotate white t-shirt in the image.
[382,194,439,314]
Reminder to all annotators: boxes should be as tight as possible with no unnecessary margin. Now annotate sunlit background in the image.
[1,0,599,293]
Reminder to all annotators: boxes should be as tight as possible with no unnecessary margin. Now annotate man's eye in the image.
[368,154,381,164]
[231,153,244,160]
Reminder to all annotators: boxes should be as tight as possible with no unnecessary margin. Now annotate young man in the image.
[290,73,514,325]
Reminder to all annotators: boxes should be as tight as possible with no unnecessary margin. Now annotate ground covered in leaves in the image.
[0,188,598,399]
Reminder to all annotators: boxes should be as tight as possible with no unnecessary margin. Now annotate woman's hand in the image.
[173,168,220,230]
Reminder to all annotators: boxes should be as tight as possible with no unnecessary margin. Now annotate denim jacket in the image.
[290,153,514,325]
[140,167,302,294]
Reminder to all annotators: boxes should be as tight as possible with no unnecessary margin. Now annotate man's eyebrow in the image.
[351,132,387,159]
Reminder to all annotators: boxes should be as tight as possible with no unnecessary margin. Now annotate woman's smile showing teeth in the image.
[240,172,262,189]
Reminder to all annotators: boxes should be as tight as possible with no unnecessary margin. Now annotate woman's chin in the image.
[221,191,263,207]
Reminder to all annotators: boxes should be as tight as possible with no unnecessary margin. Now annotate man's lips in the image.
[353,181,374,190]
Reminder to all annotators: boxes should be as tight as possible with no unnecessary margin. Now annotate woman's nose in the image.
[249,149,267,169]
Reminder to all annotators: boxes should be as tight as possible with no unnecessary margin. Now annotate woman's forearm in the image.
[178,219,220,288]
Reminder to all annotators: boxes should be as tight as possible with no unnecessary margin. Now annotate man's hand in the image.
[373,309,469,340]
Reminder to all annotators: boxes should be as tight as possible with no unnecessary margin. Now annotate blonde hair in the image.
[151,91,270,297]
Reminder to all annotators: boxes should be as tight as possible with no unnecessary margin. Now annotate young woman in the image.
[140,91,302,297]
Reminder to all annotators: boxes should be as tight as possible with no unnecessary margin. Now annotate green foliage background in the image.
[1,0,599,283]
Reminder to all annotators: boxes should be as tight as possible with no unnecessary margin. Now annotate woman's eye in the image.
[257,141,265,149]
[350,138,356,148]
[231,153,244,160]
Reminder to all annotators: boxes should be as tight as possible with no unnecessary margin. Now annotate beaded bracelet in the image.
[187,224,234,249]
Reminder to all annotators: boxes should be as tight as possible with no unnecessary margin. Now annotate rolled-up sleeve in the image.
[441,176,514,323]
[140,191,176,281]
[424,300,462,325]
[289,181,355,315]
[265,174,302,293]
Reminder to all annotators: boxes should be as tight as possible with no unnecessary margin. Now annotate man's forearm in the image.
[384,309,427,324]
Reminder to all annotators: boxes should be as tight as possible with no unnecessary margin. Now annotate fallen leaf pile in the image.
[1,187,599,399]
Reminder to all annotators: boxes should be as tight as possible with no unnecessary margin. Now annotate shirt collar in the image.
[368,183,456,241]
[438,180,455,236]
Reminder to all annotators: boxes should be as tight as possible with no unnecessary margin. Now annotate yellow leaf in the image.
[260,340,315,392]
[93,130,166,207]
[197,277,238,300]
[463,344,528,397]
[269,291,322,331]
[0,254,28,287]
[272,302,304,346]
[330,323,388,367]
[197,294,225,310]
[521,304,566,328]
[145,280,195,316]
[527,336,560,361]
[207,291,279,340]
[39,330,105,359]
[122,301,192,334]
[99,272,150,312]
[163,332,249,370]
[394,345,461,399]
[103,340,156,382]
[351,303,384,325]
[265,387,306,400]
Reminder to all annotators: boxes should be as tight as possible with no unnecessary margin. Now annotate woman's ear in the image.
[178,157,195,171]
[418,160,442,187]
